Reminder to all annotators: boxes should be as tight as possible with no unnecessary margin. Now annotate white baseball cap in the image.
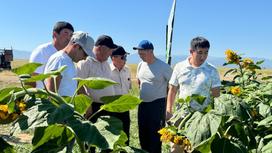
[71,31,94,57]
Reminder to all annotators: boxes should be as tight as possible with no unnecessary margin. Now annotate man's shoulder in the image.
[34,42,54,52]
[204,62,218,71]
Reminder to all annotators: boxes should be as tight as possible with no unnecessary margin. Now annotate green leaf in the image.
[257,116,272,127]
[113,131,128,149]
[68,116,123,150]
[0,137,15,153]
[184,111,221,151]
[211,137,247,153]
[224,68,237,77]
[257,103,271,118]
[32,124,75,153]
[262,141,272,153]
[23,73,51,83]
[47,103,74,124]
[191,94,206,105]
[75,77,118,90]
[100,95,142,112]
[0,87,22,103]
[11,100,49,133]
[256,60,265,65]
[214,94,249,120]
[11,63,42,75]
[73,94,92,115]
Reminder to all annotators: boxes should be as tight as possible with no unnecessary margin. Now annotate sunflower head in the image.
[230,86,241,95]
[225,49,240,64]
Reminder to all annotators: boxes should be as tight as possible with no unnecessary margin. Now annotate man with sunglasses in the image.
[110,46,132,145]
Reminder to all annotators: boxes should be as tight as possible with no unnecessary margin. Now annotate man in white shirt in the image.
[166,36,221,153]
[77,35,118,119]
[110,46,131,145]
[44,31,94,97]
[29,21,74,88]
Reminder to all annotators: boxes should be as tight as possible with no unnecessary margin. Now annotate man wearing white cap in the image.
[44,31,94,96]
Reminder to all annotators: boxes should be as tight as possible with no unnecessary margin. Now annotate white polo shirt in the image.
[110,63,132,95]
[169,58,221,111]
[76,56,115,103]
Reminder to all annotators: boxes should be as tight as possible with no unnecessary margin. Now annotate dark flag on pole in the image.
[166,0,177,65]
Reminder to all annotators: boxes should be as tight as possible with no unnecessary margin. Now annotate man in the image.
[133,40,172,153]
[29,21,74,88]
[44,31,94,97]
[77,35,118,120]
[110,46,131,145]
[166,36,221,153]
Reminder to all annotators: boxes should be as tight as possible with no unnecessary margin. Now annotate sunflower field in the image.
[159,50,272,153]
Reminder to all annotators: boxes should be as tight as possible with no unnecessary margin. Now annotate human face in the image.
[74,45,87,62]
[190,48,209,67]
[138,49,151,62]
[54,28,73,50]
[111,55,126,70]
[97,45,114,62]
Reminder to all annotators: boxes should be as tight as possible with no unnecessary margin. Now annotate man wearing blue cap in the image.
[133,40,172,153]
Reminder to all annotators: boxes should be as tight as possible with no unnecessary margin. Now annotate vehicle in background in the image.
[0,48,13,69]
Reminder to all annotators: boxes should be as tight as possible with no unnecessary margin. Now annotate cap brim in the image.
[108,44,118,49]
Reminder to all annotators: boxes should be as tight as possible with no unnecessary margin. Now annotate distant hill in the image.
[13,49,31,60]
[127,54,272,69]
[13,49,272,68]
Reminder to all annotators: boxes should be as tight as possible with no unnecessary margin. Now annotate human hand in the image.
[84,106,93,120]
[166,111,173,121]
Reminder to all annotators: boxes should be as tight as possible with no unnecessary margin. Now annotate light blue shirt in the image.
[169,58,221,111]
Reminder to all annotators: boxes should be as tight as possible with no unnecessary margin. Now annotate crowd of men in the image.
[29,21,221,153]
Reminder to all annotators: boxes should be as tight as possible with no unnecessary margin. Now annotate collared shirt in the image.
[169,58,221,111]
[110,63,132,95]
[76,56,114,103]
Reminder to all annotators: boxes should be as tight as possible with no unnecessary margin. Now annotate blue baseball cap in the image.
[133,40,154,50]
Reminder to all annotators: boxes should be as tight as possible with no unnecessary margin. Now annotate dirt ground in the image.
[0,70,32,144]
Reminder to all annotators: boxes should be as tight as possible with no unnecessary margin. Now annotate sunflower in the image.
[225,49,240,64]
[230,86,241,95]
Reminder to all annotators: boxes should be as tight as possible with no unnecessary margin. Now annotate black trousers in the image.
[88,102,131,153]
[138,98,166,153]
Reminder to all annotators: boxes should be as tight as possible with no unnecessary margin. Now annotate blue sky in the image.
[0,0,271,59]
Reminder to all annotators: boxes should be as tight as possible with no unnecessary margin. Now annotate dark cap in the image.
[133,40,154,50]
[53,21,74,33]
[112,46,129,56]
[95,35,118,49]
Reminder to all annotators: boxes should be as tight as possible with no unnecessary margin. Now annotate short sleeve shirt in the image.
[29,42,57,88]
[137,58,172,102]
[76,56,115,103]
[110,63,132,95]
[44,50,77,97]
[169,58,221,111]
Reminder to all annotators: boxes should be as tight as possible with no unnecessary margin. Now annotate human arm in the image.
[166,84,178,120]
[46,75,62,93]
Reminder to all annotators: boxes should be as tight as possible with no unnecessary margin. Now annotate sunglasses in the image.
[113,55,127,60]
